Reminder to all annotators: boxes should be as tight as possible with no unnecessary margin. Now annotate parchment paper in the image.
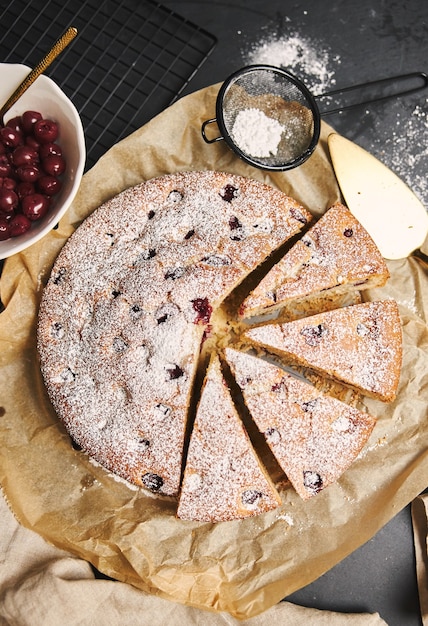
[0,84,427,620]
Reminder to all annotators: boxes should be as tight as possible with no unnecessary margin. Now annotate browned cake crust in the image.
[37,170,310,498]
[177,355,281,521]
[239,203,390,319]
[224,348,376,500]
[244,300,402,402]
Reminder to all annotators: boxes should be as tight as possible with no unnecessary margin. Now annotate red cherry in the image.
[9,213,31,237]
[0,187,18,213]
[5,116,23,133]
[11,144,39,167]
[0,216,11,240]
[0,154,12,177]
[21,110,42,134]
[25,134,40,150]
[0,126,23,148]
[33,118,59,143]
[0,177,17,190]
[16,163,41,183]
[16,181,35,199]
[39,142,62,159]
[21,193,50,220]
[42,154,65,177]
[37,175,62,196]
[0,110,66,239]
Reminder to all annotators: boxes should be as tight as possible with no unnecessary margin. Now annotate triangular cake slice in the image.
[243,300,402,402]
[177,355,281,522]
[239,203,390,319]
[224,347,376,500]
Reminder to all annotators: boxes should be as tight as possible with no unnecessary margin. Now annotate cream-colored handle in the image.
[0,26,78,123]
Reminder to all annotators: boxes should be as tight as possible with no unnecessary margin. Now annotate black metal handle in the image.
[316,71,428,115]
[201,118,224,143]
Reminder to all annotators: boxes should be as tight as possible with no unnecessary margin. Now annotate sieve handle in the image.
[317,71,428,115]
[201,118,225,143]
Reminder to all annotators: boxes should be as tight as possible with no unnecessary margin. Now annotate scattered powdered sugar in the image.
[370,100,428,207]
[231,107,284,157]
[276,512,294,526]
[243,32,338,94]
[243,30,428,209]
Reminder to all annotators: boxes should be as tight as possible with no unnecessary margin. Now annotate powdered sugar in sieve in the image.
[201,65,320,171]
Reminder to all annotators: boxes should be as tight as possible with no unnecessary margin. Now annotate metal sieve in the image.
[201,64,428,171]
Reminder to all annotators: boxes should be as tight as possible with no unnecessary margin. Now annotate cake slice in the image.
[177,355,281,522]
[243,300,402,402]
[239,203,390,319]
[224,347,376,500]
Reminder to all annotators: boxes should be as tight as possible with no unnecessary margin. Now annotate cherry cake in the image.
[37,170,402,521]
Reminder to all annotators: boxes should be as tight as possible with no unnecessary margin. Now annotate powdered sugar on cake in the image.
[224,347,376,500]
[177,356,281,521]
[37,171,310,498]
[240,203,390,319]
[37,170,403,518]
[244,300,402,402]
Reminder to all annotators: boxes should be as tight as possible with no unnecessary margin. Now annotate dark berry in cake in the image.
[303,471,323,494]
[142,472,164,492]
[192,297,212,324]
[241,489,263,506]
[220,184,238,202]
[300,323,328,346]
[167,364,184,380]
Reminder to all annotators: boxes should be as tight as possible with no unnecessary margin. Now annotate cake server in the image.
[328,133,428,263]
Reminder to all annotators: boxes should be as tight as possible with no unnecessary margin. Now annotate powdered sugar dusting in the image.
[371,100,428,208]
[243,29,428,211]
[240,203,389,318]
[244,32,338,93]
[276,513,294,526]
[224,347,376,500]
[177,356,280,522]
[36,167,403,517]
[245,300,402,402]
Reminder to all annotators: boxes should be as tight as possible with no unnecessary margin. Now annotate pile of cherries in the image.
[0,110,66,241]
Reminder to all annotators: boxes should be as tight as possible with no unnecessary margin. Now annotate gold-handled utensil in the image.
[0,26,78,124]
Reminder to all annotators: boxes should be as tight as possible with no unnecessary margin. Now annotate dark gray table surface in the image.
[161,2,428,624]
[4,1,427,624]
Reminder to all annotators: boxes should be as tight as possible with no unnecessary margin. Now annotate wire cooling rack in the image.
[0,0,216,282]
[0,0,216,170]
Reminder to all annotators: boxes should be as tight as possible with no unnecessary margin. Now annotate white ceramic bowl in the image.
[0,63,85,259]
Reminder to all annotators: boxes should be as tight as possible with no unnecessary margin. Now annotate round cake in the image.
[37,170,311,500]
[37,170,402,521]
